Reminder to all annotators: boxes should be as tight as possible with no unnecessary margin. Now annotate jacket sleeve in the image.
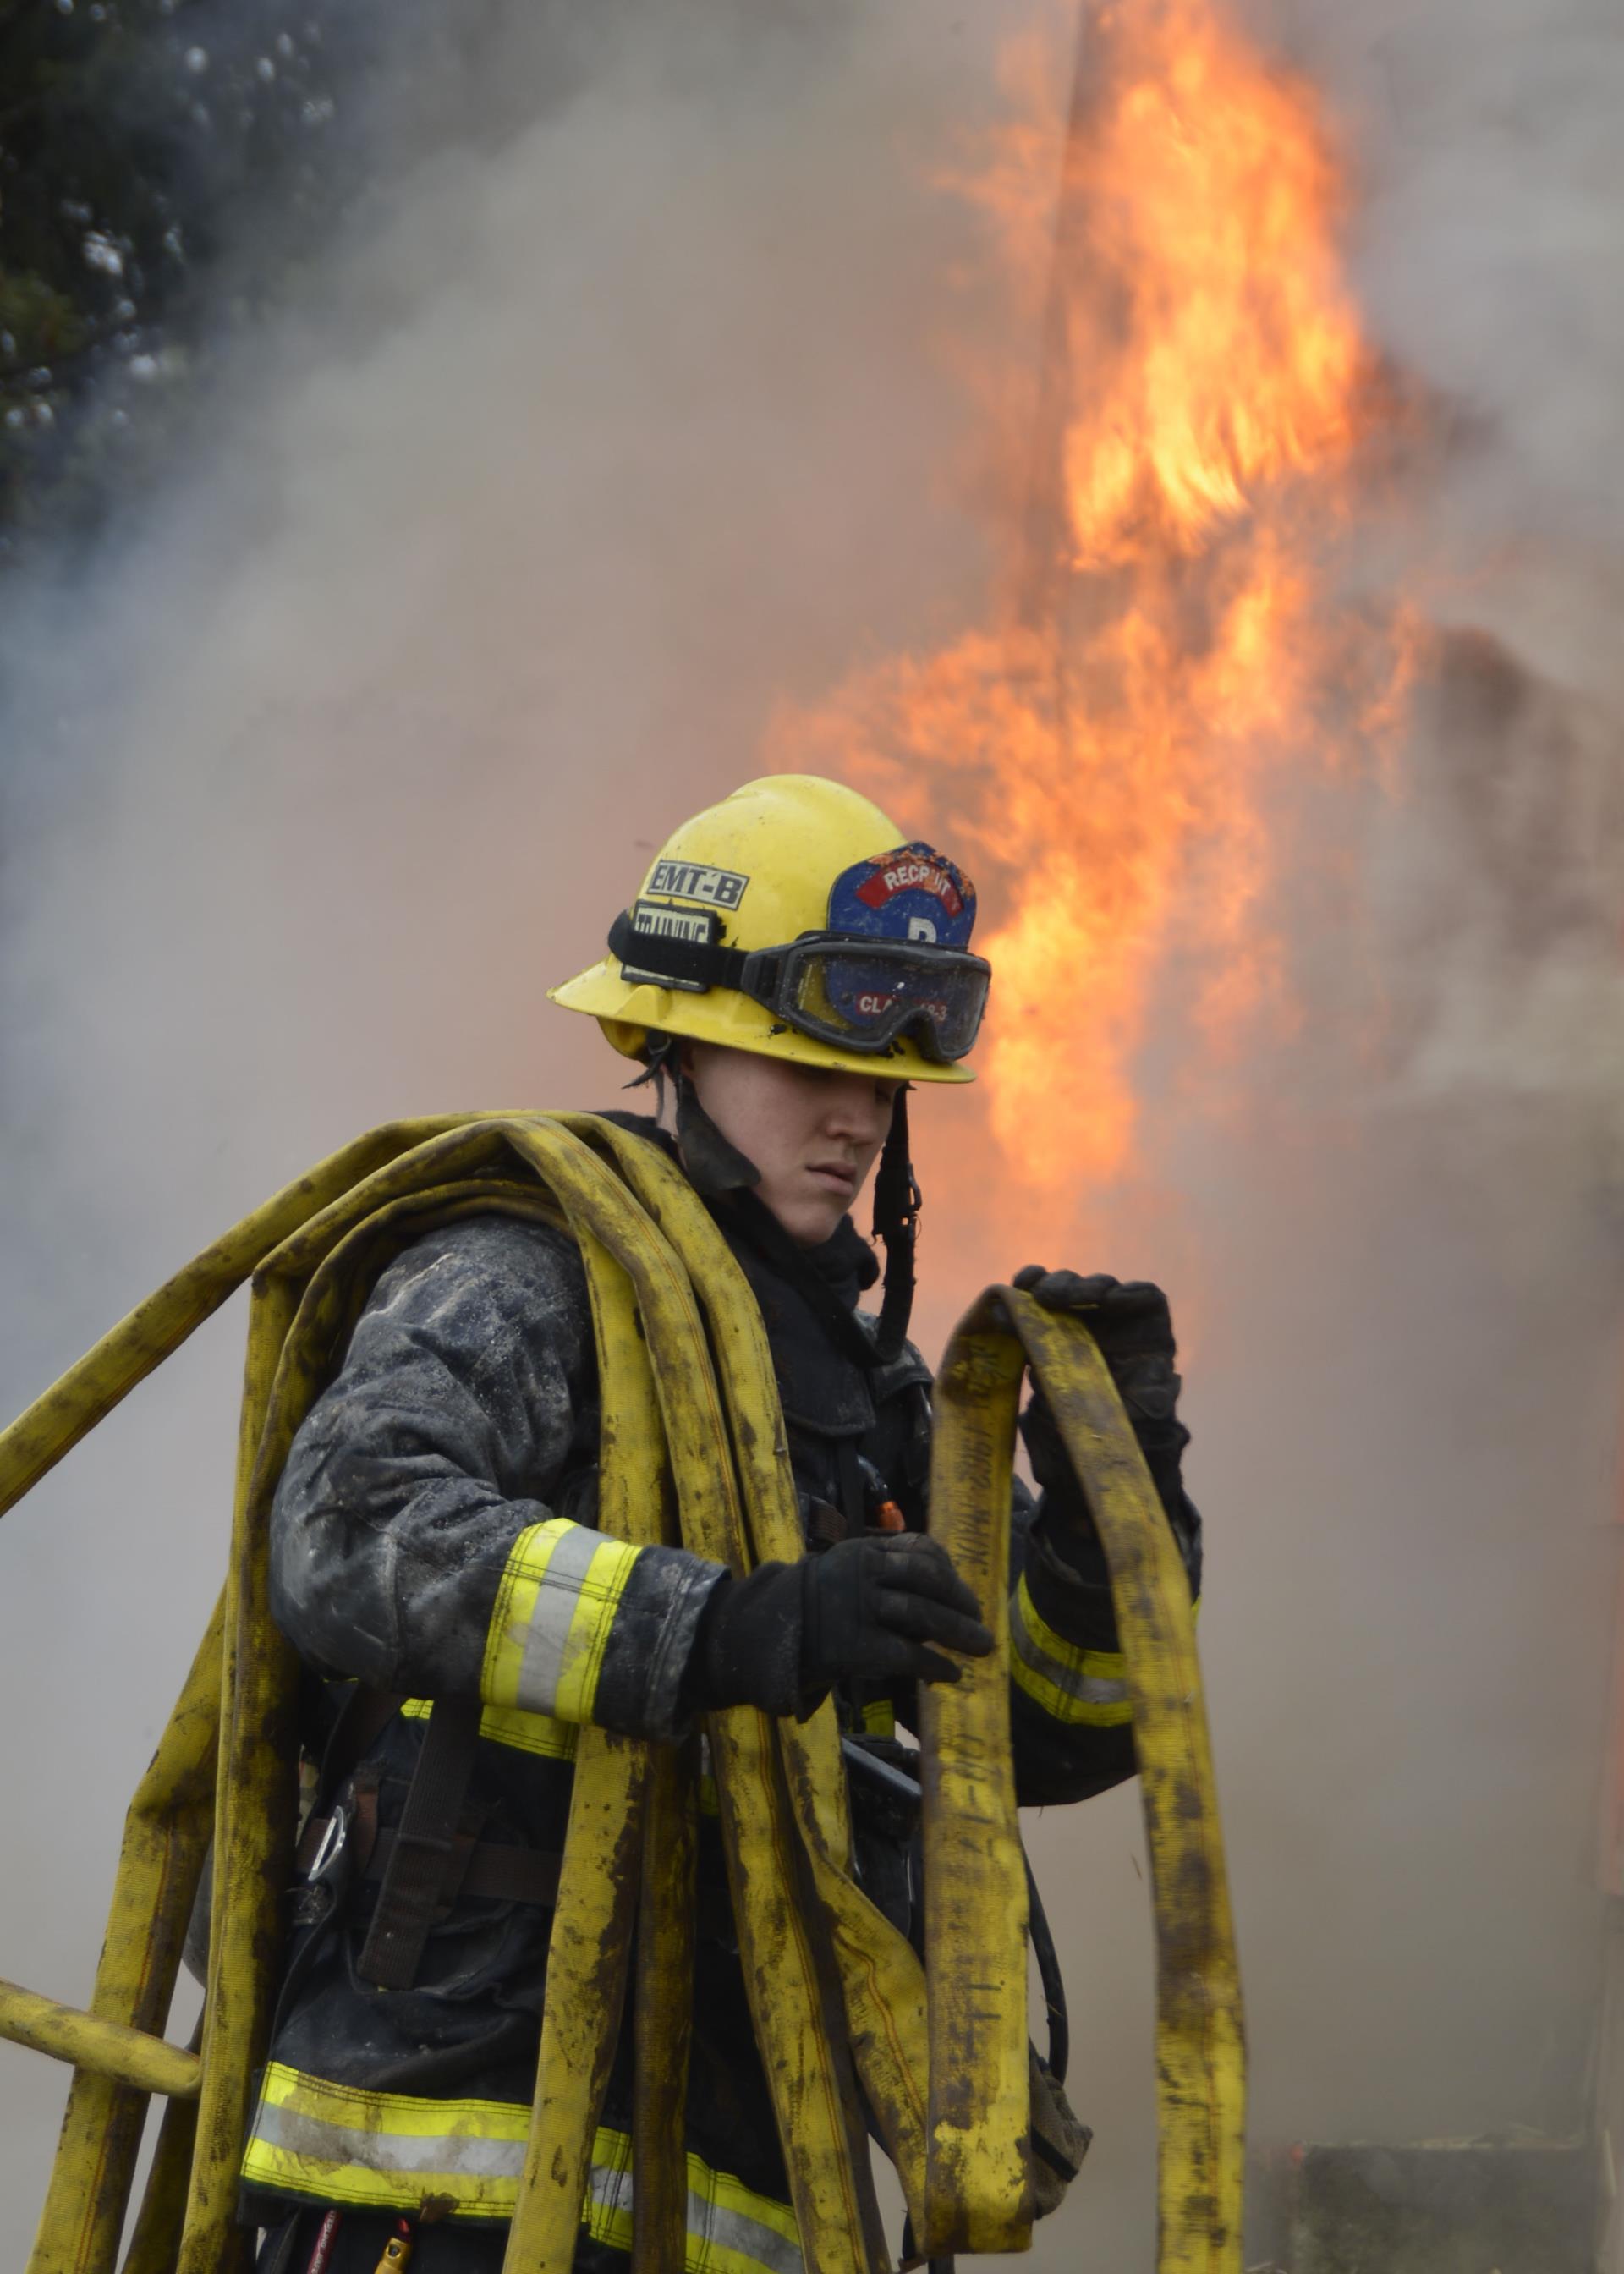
[267,1215,726,1743]
[1007,1477,1204,1806]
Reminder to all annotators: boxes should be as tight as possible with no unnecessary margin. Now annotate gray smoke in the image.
[1,1,1621,2267]
[0,1,1018,2251]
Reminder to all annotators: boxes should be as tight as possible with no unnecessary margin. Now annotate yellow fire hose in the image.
[0,1112,1244,2273]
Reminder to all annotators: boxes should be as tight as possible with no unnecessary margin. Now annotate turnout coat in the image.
[239,1118,1201,2269]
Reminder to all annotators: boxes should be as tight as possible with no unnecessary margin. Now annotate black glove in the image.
[1012,1268,1188,1537]
[694,1534,995,1719]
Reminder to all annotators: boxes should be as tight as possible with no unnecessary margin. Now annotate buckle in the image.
[293,1799,354,1929]
[307,1803,350,1884]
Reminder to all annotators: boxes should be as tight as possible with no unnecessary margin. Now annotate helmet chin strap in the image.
[632,1032,763,1196]
[870,1086,920,1363]
[635,1035,920,1362]
[674,1072,763,1197]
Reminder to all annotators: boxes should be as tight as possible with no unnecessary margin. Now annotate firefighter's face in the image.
[683,1044,903,1245]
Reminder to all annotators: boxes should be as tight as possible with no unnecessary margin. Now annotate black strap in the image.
[870,1088,919,1361]
[317,1683,406,1799]
[355,1695,484,1991]
[299,1818,562,1911]
[255,2213,315,2274]
[899,2216,954,2273]
[835,1440,866,1538]
[674,1074,761,1195]
[1023,1848,1069,2085]
[608,908,761,995]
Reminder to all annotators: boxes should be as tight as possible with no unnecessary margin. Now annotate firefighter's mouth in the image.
[807,1161,858,1194]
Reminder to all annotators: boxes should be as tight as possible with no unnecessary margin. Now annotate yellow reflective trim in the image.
[399,1695,577,1762]
[1010,1574,1133,1727]
[700,2156,802,2246]
[860,1697,896,1739]
[255,2061,515,2134]
[242,2064,801,2266]
[480,1517,641,1723]
[1014,1574,1123,1682]
[1010,1649,1130,1727]
[241,2063,526,2216]
[584,2135,804,2271]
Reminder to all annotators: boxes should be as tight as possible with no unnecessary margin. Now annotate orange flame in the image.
[772,0,1415,1210]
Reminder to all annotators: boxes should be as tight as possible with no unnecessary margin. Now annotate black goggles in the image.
[607,906,990,1063]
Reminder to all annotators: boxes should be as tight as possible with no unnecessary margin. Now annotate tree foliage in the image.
[0,0,477,553]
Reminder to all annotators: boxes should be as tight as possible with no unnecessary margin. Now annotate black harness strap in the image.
[299,1819,562,1909]
[316,1683,406,1801]
[355,1694,485,1991]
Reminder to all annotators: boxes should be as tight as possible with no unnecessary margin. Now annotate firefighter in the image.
[241,774,1202,2273]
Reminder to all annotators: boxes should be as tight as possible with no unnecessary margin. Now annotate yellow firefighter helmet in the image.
[550,773,988,1083]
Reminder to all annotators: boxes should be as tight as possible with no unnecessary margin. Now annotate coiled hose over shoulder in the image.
[0,1112,1244,2274]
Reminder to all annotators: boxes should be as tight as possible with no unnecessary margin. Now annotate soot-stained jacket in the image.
[239,1121,1202,2266]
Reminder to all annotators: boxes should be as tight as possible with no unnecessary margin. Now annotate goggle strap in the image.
[606,910,985,1064]
[609,910,979,1000]
[607,909,756,996]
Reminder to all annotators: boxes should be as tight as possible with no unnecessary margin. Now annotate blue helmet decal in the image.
[818,843,979,1040]
[826,843,977,949]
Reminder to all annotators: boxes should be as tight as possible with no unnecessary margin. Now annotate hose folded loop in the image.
[0,1117,1244,2274]
[940,1288,1247,2274]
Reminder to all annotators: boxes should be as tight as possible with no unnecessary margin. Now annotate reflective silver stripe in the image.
[585,2149,804,2274]
[250,2083,800,2265]
[1012,1615,1130,1706]
[588,2149,634,2224]
[515,1520,610,1715]
[250,2094,524,2182]
[1009,1582,1132,1724]
[689,2189,804,2274]
[249,2086,804,2269]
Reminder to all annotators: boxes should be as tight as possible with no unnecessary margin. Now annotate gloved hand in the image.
[1012,1267,1187,1537]
[694,1533,995,1719]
